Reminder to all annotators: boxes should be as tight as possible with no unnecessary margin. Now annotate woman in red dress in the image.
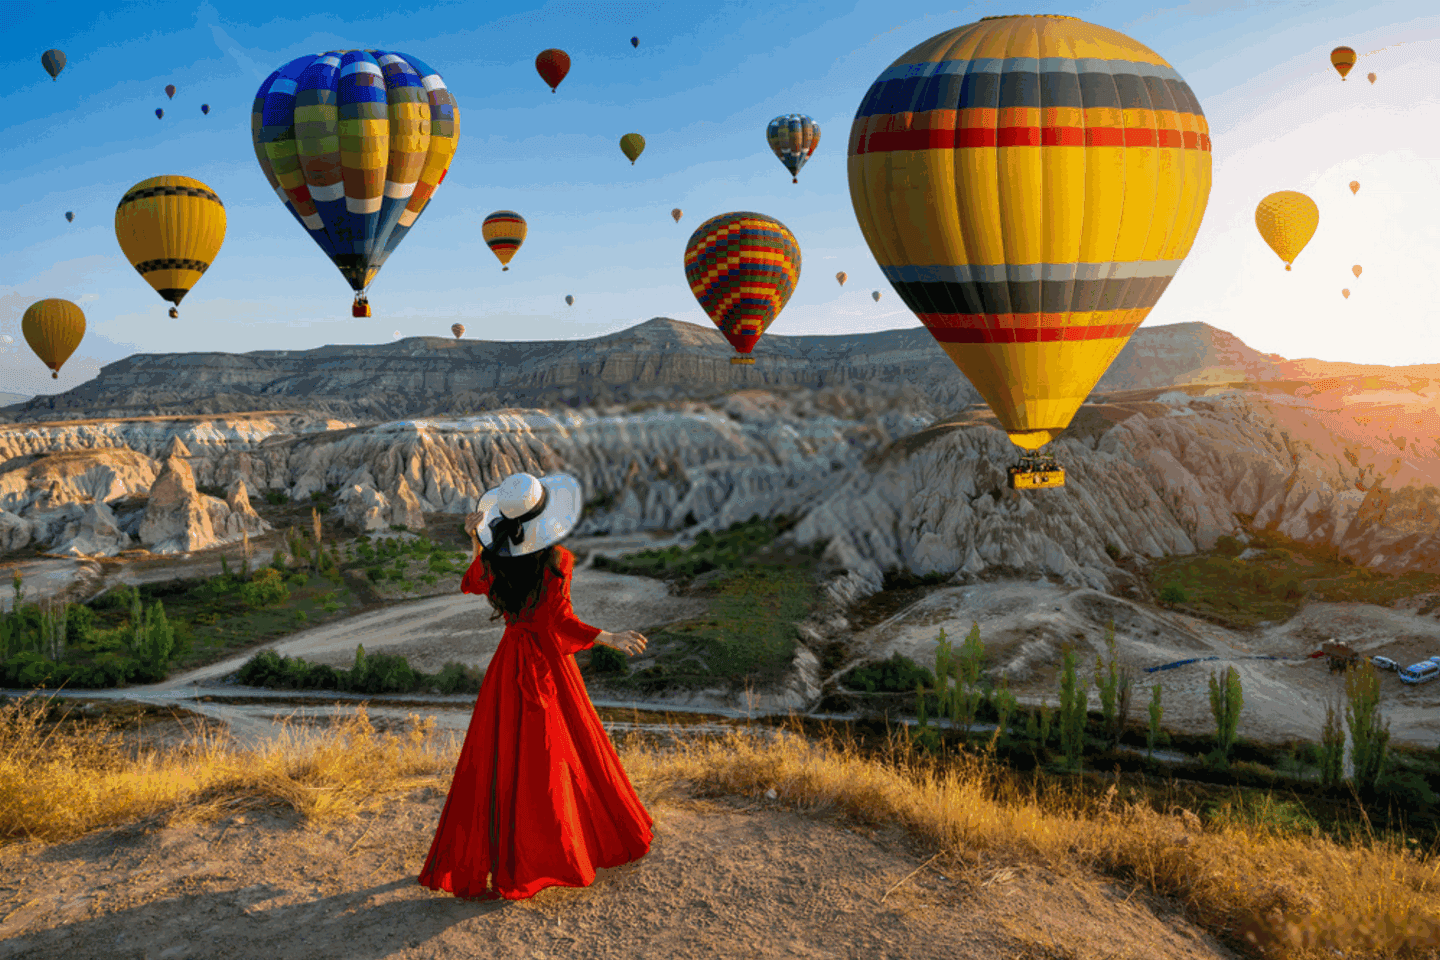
[418,471,653,900]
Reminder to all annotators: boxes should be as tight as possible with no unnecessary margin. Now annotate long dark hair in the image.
[479,543,566,621]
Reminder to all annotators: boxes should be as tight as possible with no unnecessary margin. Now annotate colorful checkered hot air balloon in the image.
[1331,46,1356,80]
[766,114,820,184]
[251,50,460,315]
[684,212,801,365]
[115,175,227,317]
[483,211,526,270]
[848,14,1212,489]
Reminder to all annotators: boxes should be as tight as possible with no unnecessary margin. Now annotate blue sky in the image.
[2,0,1438,397]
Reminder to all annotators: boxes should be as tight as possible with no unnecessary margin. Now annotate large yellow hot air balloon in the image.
[1331,46,1356,80]
[21,299,86,379]
[115,176,226,315]
[848,14,1212,487]
[1255,191,1318,270]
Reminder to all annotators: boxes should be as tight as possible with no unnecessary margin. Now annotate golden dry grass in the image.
[3,695,1439,960]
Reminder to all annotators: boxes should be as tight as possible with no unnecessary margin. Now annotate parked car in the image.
[1399,661,1440,685]
[1371,655,1400,672]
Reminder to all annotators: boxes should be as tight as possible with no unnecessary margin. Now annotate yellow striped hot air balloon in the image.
[21,298,86,379]
[1331,46,1356,80]
[115,176,226,316]
[1255,191,1318,270]
[848,14,1212,486]
[482,211,526,270]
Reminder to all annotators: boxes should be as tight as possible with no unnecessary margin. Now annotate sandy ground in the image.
[0,785,1243,960]
[859,579,1440,751]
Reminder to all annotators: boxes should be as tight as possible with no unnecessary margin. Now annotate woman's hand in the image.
[602,630,648,656]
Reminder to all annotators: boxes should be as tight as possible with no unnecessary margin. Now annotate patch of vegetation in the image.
[236,644,482,695]
[846,652,934,693]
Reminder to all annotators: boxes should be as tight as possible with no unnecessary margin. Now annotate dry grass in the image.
[4,695,1440,960]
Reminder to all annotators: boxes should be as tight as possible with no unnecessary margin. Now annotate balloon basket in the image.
[730,357,755,365]
[352,301,371,318]
[1008,455,1065,490]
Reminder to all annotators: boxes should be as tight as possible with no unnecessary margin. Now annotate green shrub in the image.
[848,652,934,694]
[433,661,483,694]
[287,572,308,588]
[240,568,290,608]
[1215,535,1244,557]
[263,489,288,506]
[1159,583,1188,604]
[591,644,630,675]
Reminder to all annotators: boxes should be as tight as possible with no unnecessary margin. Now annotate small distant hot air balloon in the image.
[1331,46,1356,80]
[393,330,401,339]
[483,211,526,270]
[451,323,465,339]
[671,208,682,223]
[1342,288,1351,299]
[115,175,227,316]
[165,84,176,99]
[1349,181,1360,195]
[620,133,645,165]
[41,49,65,81]
[685,212,800,365]
[536,49,570,92]
[836,271,846,286]
[766,114,820,184]
[155,108,163,119]
[1367,72,1377,84]
[201,103,209,115]
[65,211,74,223]
[1255,191,1319,270]
[1352,264,1363,278]
[22,299,85,379]
[630,36,639,48]
[872,290,881,302]
[565,295,574,306]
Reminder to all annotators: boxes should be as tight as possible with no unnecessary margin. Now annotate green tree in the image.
[1057,645,1089,769]
[241,568,290,608]
[1319,694,1346,788]
[1207,664,1244,761]
[1146,683,1170,763]
[988,674,1018,751]
[1344,660,1392,795]
[1093,620,1133,750]
[952,622,985,733]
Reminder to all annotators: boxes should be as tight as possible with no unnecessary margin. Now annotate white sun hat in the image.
[476,471,582,557]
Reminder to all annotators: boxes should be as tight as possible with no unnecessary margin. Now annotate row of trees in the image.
[915,619,1398,796]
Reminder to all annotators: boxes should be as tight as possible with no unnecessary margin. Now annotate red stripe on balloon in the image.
[856,127,1210,154]
[916,314,1142,344]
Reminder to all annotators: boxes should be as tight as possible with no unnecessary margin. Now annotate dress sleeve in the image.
[460,554,492,595]
[540,549,602,656]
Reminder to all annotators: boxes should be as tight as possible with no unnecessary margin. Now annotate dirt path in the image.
[0,786,1241,960]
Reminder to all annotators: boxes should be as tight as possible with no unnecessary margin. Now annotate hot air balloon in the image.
[393,330,401,338]
[565,294,574,306]
[766,114,820,184]
[1352,264,1362,278]
[671,208,682,223]
[1331,46,1356,80]
[684,212,800,365]
[451,323,465,338]
[1349,181,1360,195]
[631,36,639,48]
[1255,192,1318,270]
[871,290,881,302]
[201,103,209,115]
[165,84,176,99]
[482,211,526,270]
[155,108,163,119]
[620,133,645,165]
[536,48,570,92]
[115,175,227,317]
[849,14,1213,491]
[21,299,85,379]
[836,271,846,286]
[1342,289,1351,299]
[1367,72,1377,84]
[64,212,74,223]
[41,49,65,81]
[252,50,460,314]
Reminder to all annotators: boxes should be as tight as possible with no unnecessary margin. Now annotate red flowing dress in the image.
[418,546,653,900]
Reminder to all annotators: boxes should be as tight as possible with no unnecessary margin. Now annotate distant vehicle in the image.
[1429,656,1440,666]
[1399,661,1440,685]
[1371,655,1399,672]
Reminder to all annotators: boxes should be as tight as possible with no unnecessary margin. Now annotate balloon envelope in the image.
[620,133,645,164]
[451,323,464,338]
[1349,181,1360,195]
[565,295,574,306]
[1342,289,1350,299]
[1352,264,1362,278]
[684,212,800,357]
[165,84,176,99]
[836,271,846,286]
[535,48,570,91]
[251,50,460,299]
[41,49,65,80]
[155,108,163,119]
[483,211,526,270]
[1367,72,1377,84]
[201,103,209,114]
[631,36,639,48]
[1331,46,1356,79]
[872,290,881,302]
[766,114,820,183]
[1255,192,1318,270]
[671,208,682,223]
[848,14,1213,453]
[115,175,227,310]
[22,298,85,378]
[65,211,74,222]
